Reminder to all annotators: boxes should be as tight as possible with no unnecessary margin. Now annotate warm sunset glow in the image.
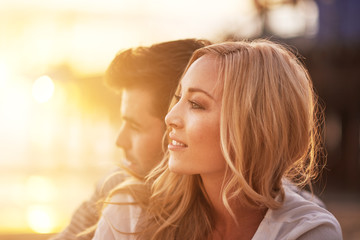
[32,75,55,103]
[0,0,323,236]
[27,205,55,234]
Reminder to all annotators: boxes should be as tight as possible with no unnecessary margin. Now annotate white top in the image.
[252,183,342,239]
[92,184,342,240]
[92,194,141,240]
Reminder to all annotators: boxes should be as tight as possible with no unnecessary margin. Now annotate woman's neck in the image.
[201,173,267,240]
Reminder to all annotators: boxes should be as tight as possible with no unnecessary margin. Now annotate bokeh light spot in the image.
[32,75,55,103]
[27,205,54,234]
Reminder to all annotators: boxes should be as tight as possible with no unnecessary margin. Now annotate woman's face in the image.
[165,56,226,177]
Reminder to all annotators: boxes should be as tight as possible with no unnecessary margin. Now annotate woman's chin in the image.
[168,158,186,174]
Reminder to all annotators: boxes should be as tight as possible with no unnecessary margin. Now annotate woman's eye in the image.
[174,94,181,102]
[189,100,204,110]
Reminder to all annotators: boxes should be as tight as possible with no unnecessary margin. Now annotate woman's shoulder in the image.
[253,185,342,240]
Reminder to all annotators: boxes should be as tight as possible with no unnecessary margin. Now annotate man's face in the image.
[116,88,165,176]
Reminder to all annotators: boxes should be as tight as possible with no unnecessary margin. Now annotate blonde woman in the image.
[92,40,342,240]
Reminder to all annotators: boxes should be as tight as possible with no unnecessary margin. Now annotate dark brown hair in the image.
[105,39,211,119]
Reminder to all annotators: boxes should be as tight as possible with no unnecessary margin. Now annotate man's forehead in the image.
[120,88,157,119]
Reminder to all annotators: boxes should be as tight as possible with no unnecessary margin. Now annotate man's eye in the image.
[189,100,204,110]
[129,123,141,131]
[121,120,141,131]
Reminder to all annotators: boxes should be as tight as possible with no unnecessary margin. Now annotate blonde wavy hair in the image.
[132,39,324,240]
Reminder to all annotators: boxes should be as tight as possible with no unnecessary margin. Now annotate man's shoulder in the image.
[96,168,128,197]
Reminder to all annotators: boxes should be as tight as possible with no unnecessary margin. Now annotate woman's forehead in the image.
[180,56,223,97]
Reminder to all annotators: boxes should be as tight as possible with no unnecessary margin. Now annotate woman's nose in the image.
[165,104,183,129]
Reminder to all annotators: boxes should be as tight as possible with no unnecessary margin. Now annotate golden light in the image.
[27,205,55,234]
[32,75,55,103]
[0,76,32,151]
[26,175,56,202]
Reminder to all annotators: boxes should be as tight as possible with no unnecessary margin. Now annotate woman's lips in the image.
[168,135,188,150]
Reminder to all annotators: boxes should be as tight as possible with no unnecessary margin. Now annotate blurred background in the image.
[0,0,359,239]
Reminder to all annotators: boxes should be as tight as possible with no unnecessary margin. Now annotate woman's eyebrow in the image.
[188,87,215,100]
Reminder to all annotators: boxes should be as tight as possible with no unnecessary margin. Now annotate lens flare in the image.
[27,205,55,234]
[32,75,55,103]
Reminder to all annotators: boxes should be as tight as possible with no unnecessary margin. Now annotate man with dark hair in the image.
[50,39,210,240]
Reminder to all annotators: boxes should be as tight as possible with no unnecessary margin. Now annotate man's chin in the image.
[122,158,132,167]
[121,160,144,177]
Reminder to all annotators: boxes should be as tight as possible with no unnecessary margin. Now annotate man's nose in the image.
[116,125,131,150]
